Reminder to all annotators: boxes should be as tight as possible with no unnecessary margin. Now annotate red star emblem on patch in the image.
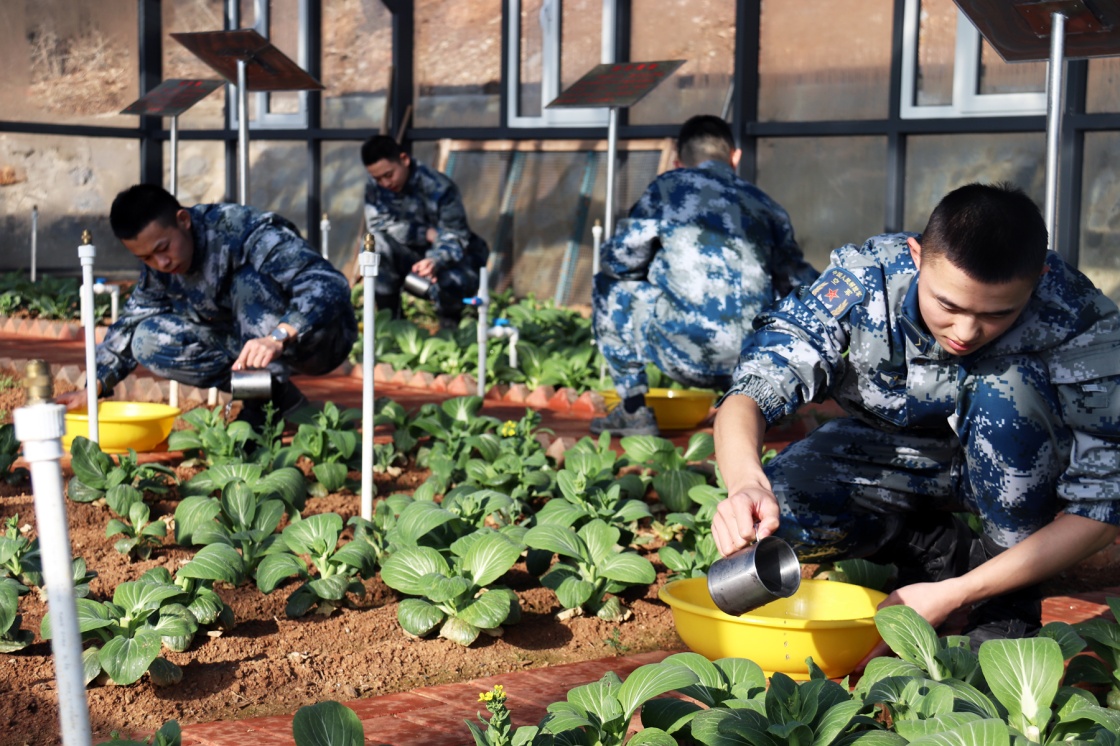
[826,288,840,301]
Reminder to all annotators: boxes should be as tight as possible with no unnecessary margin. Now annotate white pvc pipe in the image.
[237,58,250,207]
[476,267,490,398]
[488,324,519,368]
[1044,10,1066,253]
[14,386,92,746]
[591,219,603,283]
[92,282,120,324]
[593,220,606,385]
[359,247,380,521]
[30,206,38,283]
[78,237,98,443]
[320,213,331,261]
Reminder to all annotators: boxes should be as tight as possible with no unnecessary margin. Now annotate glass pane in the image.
[759,0,891,122]
[560,0,600,93]
[322,140,368,270]
[162,139,227,206]
[1087,57,1120,114]
[323,0,391,128]
[0,0,139,127]
[248,141,309,235]
[904,132,1045,235]
[1079,132,1120,305]
[978,39,1045,95]
[0,133,140,274]
[266,0,302,116]
[415,0,502,128]
[628,0,735,125]
[511,148,662,301]
[163,0,227,129]
[915,0,956,106]
[755,137,886,270]
[520,0,544,117]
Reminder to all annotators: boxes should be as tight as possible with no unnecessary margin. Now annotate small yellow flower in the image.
[478,684,505,703]
[500,421,517,437]
[479,690,494,702]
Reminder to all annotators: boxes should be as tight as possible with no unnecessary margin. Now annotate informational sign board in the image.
[170,29,324,91]
[954,0,1120,61]
[120,79,222,117]
[547,60,685,109]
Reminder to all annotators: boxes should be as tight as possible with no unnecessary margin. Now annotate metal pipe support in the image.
[359,241,381,521]
[78,234,98,443]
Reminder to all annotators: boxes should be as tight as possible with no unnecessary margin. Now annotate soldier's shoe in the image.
[865,510,984,588]
[236,381,309,432]
[961,586,1043,653]
[589,405,660,437]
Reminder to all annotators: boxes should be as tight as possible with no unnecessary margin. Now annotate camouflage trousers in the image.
[593,275,733,398]
[764,355,1070,561]
[131,266,357,391]
[373,235,480,324]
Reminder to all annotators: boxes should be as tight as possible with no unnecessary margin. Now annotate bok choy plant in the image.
[380,527,523,646]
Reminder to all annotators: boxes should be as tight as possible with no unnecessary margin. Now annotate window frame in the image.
[505,0,614,128]
[900,0,1047,119]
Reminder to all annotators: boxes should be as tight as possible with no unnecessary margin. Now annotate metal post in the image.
[320,213,331,261]
[359,234,380,521]
[604,106,619,240]
[169,115,180,198]
[237,58,250,206]
[30,206,38,283]
[476,267,490,399]
[1044,11,1066,252]
[14,361,92,746]
[78,232,98,443]
[593,219,606,385]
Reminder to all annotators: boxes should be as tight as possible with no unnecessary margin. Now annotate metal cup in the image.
[402,272,433,299]
[230,369,274,401]
[707,536,802,616]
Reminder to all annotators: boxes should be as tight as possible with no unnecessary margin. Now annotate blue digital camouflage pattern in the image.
[593,160,818,397]
[96,204,357,393]
[725,232,1120,556]
[364,159,488,318]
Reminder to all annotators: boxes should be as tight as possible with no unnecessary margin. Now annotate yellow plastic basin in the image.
[601,388,716,430]
[64,402,181,454]
[659,577,886,680]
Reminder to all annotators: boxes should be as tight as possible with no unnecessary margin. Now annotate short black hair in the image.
[109,184,182,240]
[360,135,406,166]
[920,182,1048,283]
[676,115,735,168]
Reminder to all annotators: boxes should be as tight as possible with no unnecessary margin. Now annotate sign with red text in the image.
[547,60,686,109]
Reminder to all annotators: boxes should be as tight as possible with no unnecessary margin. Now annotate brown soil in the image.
[0,463,685,746]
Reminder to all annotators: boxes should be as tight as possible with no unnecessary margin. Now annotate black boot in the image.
[865,510,983,586]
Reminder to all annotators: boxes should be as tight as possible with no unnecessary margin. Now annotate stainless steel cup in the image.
[230,369,274,401]
[402,272,433,298]
[707,536,801,616]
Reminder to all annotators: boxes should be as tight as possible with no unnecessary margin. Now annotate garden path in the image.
[2,330,1119,744]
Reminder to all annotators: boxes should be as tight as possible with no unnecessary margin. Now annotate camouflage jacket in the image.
[363,159,489,271]
[728,232,1120,513]
[97,204,352,391]
[600,160,817,374]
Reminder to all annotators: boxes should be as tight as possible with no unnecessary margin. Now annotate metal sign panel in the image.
[170,29,324,91]
[547,60,686,109]
[120,79,222,116]
[954,0,1120,61]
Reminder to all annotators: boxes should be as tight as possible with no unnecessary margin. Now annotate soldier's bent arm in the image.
[600,184,664,281]
[94,268,175,395]
[425,180,474,270]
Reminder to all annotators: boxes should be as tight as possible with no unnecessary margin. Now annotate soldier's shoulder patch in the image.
[809,268,866,318]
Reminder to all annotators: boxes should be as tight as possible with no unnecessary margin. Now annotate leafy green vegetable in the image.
[381,528,523,645]
[67,436,175,504]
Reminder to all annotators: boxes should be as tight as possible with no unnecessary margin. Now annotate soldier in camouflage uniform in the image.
[591,115,817,436]
[58,184,357,427]
[712,182,1120,652]
[361,135,489,330]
